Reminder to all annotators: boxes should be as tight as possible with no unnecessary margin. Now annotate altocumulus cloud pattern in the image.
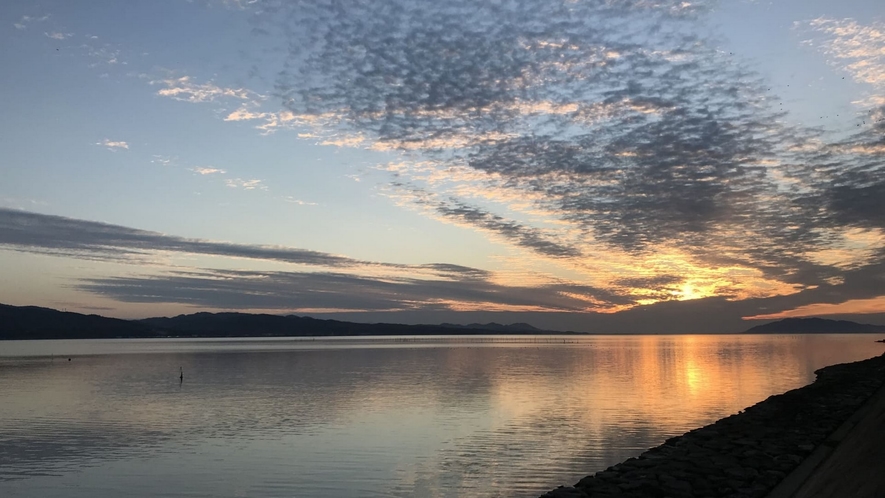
[260,0,885,298]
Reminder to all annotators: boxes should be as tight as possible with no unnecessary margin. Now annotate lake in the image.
[1,334,883,498]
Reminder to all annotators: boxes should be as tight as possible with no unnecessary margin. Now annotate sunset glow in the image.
[1,0,884,332]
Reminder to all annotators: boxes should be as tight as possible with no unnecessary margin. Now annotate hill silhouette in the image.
[6,304,885,340]
[0,303,553,340]
[137,312,533,337]
[744,317,885,334]
[0,303,156,340]
[439,322,541,332]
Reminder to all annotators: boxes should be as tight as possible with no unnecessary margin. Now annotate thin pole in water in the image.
[179,366,183,383]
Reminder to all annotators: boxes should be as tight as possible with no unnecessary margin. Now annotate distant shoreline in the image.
[3,303,885,340]
[6,331,885,342]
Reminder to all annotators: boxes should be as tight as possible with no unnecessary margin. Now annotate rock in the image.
[539,486,587,498]
[724,467,748,479]
[665,479,693,494]
[618,481,644,491]
[763,469,786,479]
[775,453,804,464]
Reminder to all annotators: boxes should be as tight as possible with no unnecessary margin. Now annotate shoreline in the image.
[540,352,885,498]
[5,303,885,340]
[4,331,885,341]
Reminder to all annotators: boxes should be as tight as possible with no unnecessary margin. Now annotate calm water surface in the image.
[1,334,883,497]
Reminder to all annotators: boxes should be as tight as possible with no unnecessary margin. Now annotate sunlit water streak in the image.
[1,334,883,498]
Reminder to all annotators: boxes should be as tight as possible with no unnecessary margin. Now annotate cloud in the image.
[77,267,622,313]
[224,178,266,190]
[283,197,317,206]
[3,209,883,327]
[97,139,129,150]
[246,0,885,309]
[430,196,582,259]
[223,107,269,122]
[70,262,885,327]
[796,18,885,239]
[152,74,260,104]
[614,275,683,290]
[8,1,882,321]
[151,155,176,166]
[268,1,786,244]
[223,107,339,135]
[0,208,624,315]
[0,208,362,268]
[0,196,48,209]
[13,14,50,30]
[826,184,885,228]
[44,31,72,40]
[84,44,122,67]
[200,0,259,9]
[0,209,511,281]
[192,167,226,175]
[746,296,885,320]
[802,18,885,89]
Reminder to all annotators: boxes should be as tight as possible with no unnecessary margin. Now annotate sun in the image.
[678,282,702,301]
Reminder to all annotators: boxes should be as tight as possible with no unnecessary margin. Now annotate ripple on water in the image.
[1,335,883,497]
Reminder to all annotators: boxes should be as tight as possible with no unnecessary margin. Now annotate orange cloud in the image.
[744,295,885,320]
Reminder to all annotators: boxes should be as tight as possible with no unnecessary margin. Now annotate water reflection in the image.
[0,335,882,497]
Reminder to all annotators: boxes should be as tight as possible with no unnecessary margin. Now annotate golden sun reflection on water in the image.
[481,334,882,445]
[685,358,704,395]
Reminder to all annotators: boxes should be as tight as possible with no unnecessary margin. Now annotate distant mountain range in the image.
[0,303,550,340]
[0,304,156,340]
[3,303,885,340]
[743,317,885,334]
[439,322,541,333]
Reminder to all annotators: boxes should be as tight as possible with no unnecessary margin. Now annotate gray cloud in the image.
[273,0,713,143]
[815,104,885,231]
[4,207,881,328]
[248,0,885,299]
[434,201,582,258]
[389,183,584,258]
[0,208,622,313]
[614,275,682,290]
[0,208,507,283]
[827,182,885,228]
[72,211,857,323]
[0,208,363,267]
[78,267,624,313]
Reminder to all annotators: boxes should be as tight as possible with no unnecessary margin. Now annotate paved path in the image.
[769,381,885,498]
[792,383,885,498]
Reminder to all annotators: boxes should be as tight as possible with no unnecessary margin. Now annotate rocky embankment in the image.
[541,353,885,498]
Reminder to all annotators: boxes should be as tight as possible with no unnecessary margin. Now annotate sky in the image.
[1,0,884,332]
